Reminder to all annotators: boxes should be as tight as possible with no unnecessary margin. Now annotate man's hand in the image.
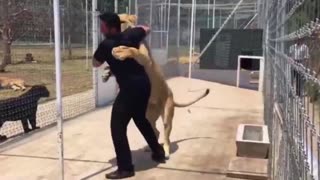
[102,66,112,82]
[92,58,103,68]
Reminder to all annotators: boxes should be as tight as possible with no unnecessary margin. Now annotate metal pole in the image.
[160,4,163,48]
[193,1,196,54]
[177,0,181,61]
[187,7,191,48]
[258,58,264,92]
[128,0,131,14]
[92,0,98,106]
[188,0,196,79]
[85,0,89,70]
[219,9,222,26]
[233,12,236,28]
[53,0,64,179]
[166,0,171,60]
[149,0,153,45]
[236,56,241,88]
[212,0,216,28]
[115,0,118,13]
[49,0,53,45]
[244,13,258,29]
[62,12,65,53]
[207,0,210,28]
[135,0,138,15]
[163,0,167,49]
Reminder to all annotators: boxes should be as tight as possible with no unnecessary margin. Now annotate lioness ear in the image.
[128,15,137,25]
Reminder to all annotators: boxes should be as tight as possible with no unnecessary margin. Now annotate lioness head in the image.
[118,13,137,31]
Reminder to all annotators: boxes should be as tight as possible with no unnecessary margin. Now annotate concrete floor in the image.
[0,77,264,180]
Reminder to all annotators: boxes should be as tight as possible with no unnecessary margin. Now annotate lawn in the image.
[0,46,93,101]
[0,45,199,101]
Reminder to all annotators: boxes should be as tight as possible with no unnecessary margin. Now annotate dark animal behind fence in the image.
[0,85,50,141]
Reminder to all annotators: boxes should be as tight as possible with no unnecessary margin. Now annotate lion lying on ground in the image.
[104,14,210,158]
[0,77,27,91]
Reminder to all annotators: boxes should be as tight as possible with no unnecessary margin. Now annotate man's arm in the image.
[93,40,111,68]
[124,26,150,45]
[92,58,103,68]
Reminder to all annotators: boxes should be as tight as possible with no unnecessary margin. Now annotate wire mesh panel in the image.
[0,0,95,141]
[135,0,169,65]
[135,0,259,77]
[262,0,320,179]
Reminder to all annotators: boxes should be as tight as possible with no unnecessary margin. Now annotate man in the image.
[93,12,165,179]
[289,38,310,97]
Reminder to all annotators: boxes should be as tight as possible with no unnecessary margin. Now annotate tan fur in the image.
[113,14,210,158]
[0,77,27,91]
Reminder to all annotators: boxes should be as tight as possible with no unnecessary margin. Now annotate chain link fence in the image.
[0,0,95,140]
[5,1,320,179]
[136,0,258,77]
[262,0,320,179]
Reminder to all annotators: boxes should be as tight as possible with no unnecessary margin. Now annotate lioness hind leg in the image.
[143,104,161,152]
[161,98,174,159]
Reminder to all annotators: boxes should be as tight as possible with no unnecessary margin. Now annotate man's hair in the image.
[99,12,121,31]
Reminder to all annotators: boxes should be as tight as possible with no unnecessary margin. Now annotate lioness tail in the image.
[174,89,210,108]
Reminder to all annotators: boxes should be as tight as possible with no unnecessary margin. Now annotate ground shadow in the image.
[0,137,214,179]
[80,166,113,180]
[107,137,213,172]
[191,105,262,114]
[0,153,108,164]
[81,137,213,179]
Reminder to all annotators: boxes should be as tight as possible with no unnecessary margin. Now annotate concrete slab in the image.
[0,77,264,180]
[227,157,268,180]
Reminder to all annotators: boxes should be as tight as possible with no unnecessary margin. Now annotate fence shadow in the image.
[81,137,213,179]
[0,137,214,179]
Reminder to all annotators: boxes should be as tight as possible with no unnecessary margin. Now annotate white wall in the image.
[95,67,118,107]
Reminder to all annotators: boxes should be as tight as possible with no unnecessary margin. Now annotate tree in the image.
[0,0,33,72]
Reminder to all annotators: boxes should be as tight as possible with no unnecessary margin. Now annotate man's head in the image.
[99,12,121,37]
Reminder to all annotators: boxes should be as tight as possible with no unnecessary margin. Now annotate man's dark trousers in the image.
[110,77,161,171]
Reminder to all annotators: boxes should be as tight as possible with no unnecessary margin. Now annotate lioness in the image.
[0,77,27,91]
[106,14,210,158]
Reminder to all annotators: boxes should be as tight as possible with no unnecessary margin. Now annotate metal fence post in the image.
[53,0,64,179]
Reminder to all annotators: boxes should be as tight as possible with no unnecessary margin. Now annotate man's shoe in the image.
[105,169,135,179]
[151,146,166,163]
[31,126,41,131]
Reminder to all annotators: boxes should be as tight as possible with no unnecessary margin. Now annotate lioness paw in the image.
[112,48,125,61]
[112,46,134,61]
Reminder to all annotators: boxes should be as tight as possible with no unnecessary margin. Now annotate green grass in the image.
[0,46,93,101]
[0,45,197,101]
